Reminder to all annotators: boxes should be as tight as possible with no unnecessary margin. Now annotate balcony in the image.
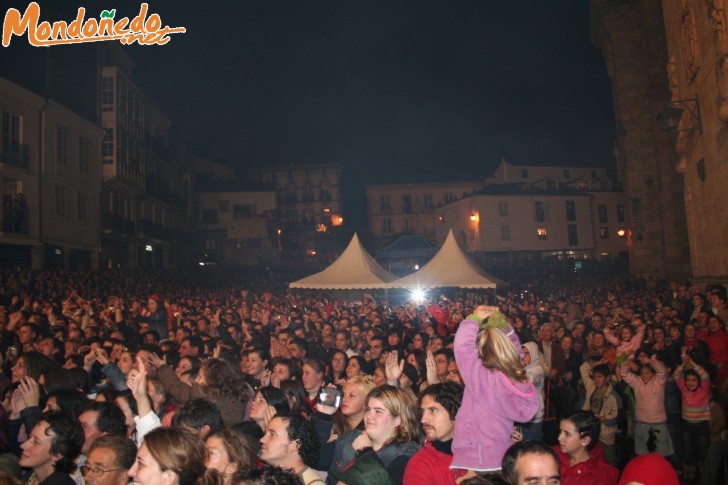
[102,212,135,236]
[136,219,173,242]
[0,141,29,170]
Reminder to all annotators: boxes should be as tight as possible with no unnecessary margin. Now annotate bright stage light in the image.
[411,289,425,303]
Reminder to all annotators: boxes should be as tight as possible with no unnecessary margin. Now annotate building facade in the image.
[366,181,481,245]
[0,78,104,269]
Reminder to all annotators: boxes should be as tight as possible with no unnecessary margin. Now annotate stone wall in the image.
[591,0,692,279]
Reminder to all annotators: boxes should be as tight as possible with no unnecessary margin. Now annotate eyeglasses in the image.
[81,466,123,477]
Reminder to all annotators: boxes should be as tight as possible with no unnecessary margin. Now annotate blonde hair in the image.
[344,375,375,396]
[477,326,527,383]
[366,385,420,444]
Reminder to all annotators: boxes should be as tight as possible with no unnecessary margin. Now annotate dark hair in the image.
[420,382,464,420]
[80,401,127,436]
[206,429,257,474]
[89,434,137,471]
[230,421,264,456]
[40,412,84,473]
[233,465,302,485]
[20,351,59,380]
[116,390,138,417]
[41,367,81,394]
[591,364,611,378]
[501,440,559,485]
[200,358,252,404]
[433,348,454,362]
[563,411,601,450]
[303,358,325,375]
[248,347,270,364]
[347,355,368,376]
[258,386,291,415]
[182,336,205,356]
[172,398,224,435]
[279,380,308,416]
[274,413,320,467]
[407,349,427,375]
[45,389,87,416]
[683,369,703,388]
[460,474,510,485]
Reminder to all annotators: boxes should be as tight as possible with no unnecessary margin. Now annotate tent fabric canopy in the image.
[374,234,440,259]
[289,233,397,289]
[387,230,508,289]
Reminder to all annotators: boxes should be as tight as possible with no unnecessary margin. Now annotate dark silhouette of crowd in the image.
[0,266,725,485]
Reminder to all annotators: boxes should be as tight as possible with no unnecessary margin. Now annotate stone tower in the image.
[591,0,692,280]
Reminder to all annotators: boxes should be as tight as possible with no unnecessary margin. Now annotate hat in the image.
[617,453,679,485]
[401,363,419,384]
[149,294,160,302]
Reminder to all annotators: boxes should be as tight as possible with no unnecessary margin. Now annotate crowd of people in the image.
[0,266,726,485]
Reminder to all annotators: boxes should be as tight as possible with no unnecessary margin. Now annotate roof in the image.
[374,235,440,259]
[469,182,592,197]
[289,233,397,289]
[387,230,508,289]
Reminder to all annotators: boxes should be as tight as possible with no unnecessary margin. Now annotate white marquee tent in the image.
[289,233,397,289]
[386,230,508,289]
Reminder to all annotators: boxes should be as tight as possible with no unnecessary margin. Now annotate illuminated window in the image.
[537,227,547,240]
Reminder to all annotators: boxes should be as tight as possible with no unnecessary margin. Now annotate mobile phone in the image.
[318,387,343,408]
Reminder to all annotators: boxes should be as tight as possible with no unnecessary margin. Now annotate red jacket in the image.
[403,441,464,485]
[700,329,728,378]
[553,443,619,485]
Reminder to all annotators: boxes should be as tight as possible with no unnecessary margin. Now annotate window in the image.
[598,205,608,224]
[617,204,625,223]
[563,169,570,179]
[101,76,115,112]
[77,193,87,222]
[534,202,548,222]
[600,227,609,239]
[205,240,217,250]
[101,129,114,161]
[565,201,576,221]
[55,185,66,216]
[218,200,230,213]
[380,196,391,212]
[630,198,641,217]
[202,209,218,224]
[568,224,579,246]
[232,204,255,218]
[591,170,598,179]
[2,110,21,148]
[56,124,70,166]
[286,210,298,223]
[546,179,556,190]
[78,136,90,172]
[498,201,509,217]
[423,194,433,209]
[403,218,411,232]
[402,195,412,214]
[521,169,529,179]
[382,218,392,234]
[537,227,548,240]
[444,193,455,203]
[500,225,510,241]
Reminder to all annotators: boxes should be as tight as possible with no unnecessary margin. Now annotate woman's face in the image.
[331,353,347,373]
[302,364,324,392]
[558,419,586,457]
[621,328,632,341]
[117,352,134,375]
[521,346,532,366]
[176,358,193,378]
[341,383,366,417]
[272,363,291,382]
[147,298,159,313]
[11,356,26,383]
[406,353,418,370]
[206,436,236,477]
[249,392,268,421]
[412,335,425,350]
[246,353,267,378]
[128,442,168,485]
[346,359,362,378]
[19,421,57,472]
[364,397,400,445]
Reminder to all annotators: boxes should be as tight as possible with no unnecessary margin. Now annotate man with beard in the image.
[403,382,464,484]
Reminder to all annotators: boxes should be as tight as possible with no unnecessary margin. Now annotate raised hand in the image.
[425,351,440,385]
[18,376,41,407]
[385,351,404,386]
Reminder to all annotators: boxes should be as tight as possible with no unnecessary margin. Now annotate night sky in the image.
[1,0,616,225]
[121,0,615,182]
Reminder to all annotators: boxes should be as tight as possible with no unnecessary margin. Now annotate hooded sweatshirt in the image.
[451,318,541,472]
[522,342,545,423]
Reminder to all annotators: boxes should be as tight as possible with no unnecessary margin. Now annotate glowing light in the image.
[331,214,344,226]
[306,250,317,256]
[323,208,331,213]
[316,224,328,233]
[470,212,479,223]
[411,288,425,303]
[414,264,419,270]
[617,228,626,238]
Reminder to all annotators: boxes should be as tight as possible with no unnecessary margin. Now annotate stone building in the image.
[591,0,696,278]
